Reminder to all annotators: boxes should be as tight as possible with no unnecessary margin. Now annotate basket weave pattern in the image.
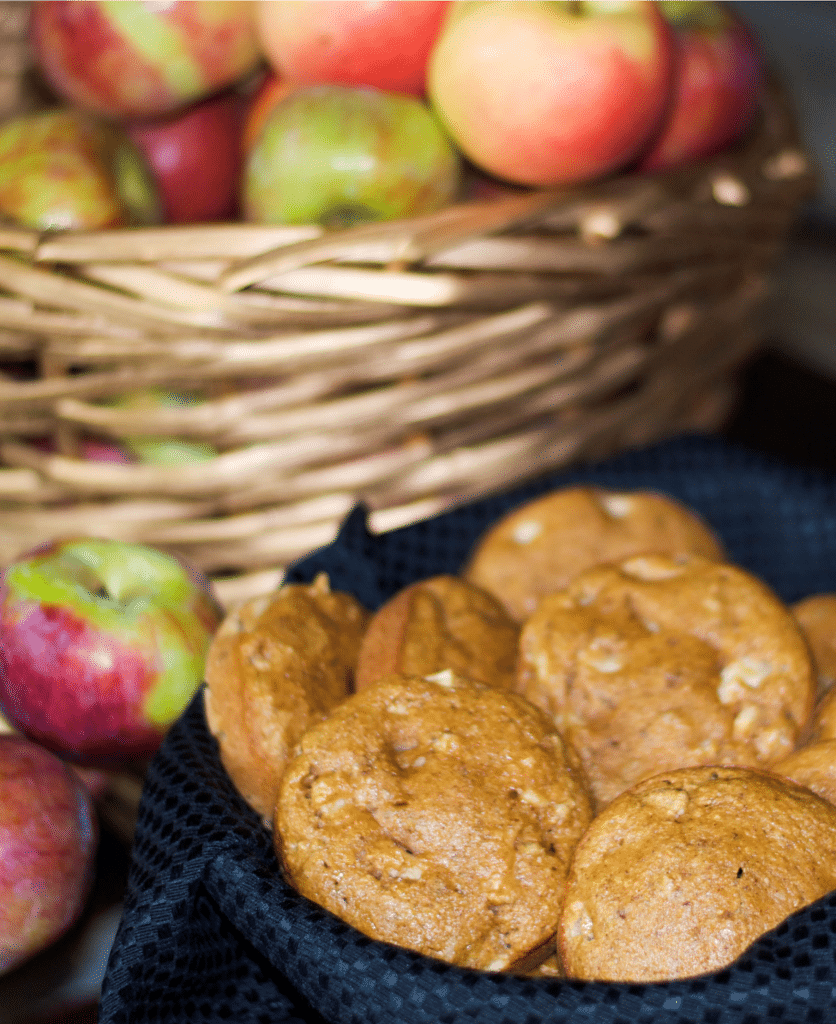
[0,9,813,606]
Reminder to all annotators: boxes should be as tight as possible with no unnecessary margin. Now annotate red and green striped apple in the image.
[0,538,223,765]
[30,0,262,120]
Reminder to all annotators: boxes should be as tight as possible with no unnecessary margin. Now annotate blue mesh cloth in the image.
[100,435,836,1023]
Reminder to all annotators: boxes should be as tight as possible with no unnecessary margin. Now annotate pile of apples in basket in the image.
[0,0,764,979]
[3,0,762,231]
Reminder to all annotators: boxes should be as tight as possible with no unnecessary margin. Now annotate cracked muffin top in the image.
[354,574,519,693]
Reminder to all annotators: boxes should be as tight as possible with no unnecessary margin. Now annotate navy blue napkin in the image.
[100,434,836,1023]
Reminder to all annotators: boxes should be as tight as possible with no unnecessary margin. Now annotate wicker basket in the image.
[0,5,814,608]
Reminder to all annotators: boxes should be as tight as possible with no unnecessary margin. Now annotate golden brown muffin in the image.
[558,765,836,982]
[354,574,519,692]
[792,594,836,698]
[516,554,815,807]
[203,573,369,823]
[464,486,724,621]
[773,739,836,805]
[275,670,593,971]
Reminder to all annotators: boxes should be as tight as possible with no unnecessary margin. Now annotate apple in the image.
[32,436,134,464]
[80,438,133,464]
[242,84,462,227]
[126,90,246,224]
[104,388,219,466]
[638,1,763,172]
[29,0,262,120]
[427,0,675,187]
[0,108,162,230]
[127,436,218,466]
[0,735,98,976]
[0,537,223,766]
[0,685,114,797]
[254,0,451,97]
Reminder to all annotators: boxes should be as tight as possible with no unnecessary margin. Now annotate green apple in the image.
[0,108,162,231]
[242,84,462,227]
[107,388,218,466]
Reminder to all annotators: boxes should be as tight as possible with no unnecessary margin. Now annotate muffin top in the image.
[792,593,836,698]
[464,486,724,621]
[773,739,836,806]
[204,573,369,822]
[559,765,836,982]
[809,684,836,745]
[354,574,519,692]
[516,553,815,806]
[275,669,593,971]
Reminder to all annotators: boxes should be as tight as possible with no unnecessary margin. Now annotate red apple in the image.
[32,436,134,463]
[427,0,675,187]
[0,691,114,798]
[254,0,450,97]
[126,90,245,224]
[80,439,133,464]
[0,108,161,230]
[29,0,262,120]
[638,1,763,172]
[0,537,223,766]
[0,735,98,976]
[243,84,462,227]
